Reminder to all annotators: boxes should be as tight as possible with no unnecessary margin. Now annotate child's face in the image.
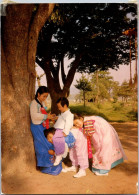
[74,119,84,128]
[38,92,49,103]
[47,133,54,144]
[57,102,67,113]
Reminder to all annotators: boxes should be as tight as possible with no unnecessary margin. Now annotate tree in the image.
[1,4,55,174]
[87,71,119,102]
[36,3,137,113]
[75,75,92,107]
[118,81,133,102]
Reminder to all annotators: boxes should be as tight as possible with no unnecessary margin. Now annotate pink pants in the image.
[69,129,89,170]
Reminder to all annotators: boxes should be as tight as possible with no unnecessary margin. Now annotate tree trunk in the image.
[1,3,55,175]
[129,37,132,86]
[41,54,82,114]
[134,32,137,88]
[83,91,86,107]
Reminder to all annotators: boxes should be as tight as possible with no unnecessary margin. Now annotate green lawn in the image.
[69,101,138,122]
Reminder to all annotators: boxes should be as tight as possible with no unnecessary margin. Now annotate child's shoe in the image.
[94,172,108,176]
[73,169,86,178]
[64,165,77,172]
[61,168,68,173]
[53,155,62,166]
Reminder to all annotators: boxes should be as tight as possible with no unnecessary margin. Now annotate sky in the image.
[36,59,136,95]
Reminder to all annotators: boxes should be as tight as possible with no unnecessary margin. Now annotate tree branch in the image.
[63,54,82,92]
[61,56,67,85]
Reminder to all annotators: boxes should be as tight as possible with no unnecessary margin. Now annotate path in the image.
[2,122,138,194]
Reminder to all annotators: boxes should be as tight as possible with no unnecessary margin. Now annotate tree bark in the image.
[1,3,55,174]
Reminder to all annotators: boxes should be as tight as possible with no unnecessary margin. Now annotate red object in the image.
[87,136,93,159]
[40,107,49,129]
[79,128,93,159]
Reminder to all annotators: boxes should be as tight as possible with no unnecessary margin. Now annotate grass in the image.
[69,101,138,122]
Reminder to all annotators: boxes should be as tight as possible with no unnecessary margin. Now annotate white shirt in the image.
[54,109,74,135]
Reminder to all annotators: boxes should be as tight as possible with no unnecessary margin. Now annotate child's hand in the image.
[63,132,67,137]
[47,113,56,120]
[53,115,58,121]
[48,150,55,155]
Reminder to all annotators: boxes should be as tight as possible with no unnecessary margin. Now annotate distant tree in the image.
[75,75,92,107]
[111,81,120,102]
[87,71,118,102]
[118,81,133,102]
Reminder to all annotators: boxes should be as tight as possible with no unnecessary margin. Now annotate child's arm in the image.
[63,114,74,135]
[48,150,55,155]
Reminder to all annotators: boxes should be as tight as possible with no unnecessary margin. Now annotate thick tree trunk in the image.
[1,3,55,174]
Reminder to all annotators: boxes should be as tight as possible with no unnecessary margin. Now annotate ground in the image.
[2,122,138,194]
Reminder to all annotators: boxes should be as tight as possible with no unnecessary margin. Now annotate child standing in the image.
[53,97,75,166]
[63,127,89,178]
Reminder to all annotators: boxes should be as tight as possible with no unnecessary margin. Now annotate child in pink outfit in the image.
[73,114,127,176]
[62,127,89,178]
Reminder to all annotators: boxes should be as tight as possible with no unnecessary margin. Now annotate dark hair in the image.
[35,86,49,107]
[56,97,69,107]
[35,86,49,99]
[74,113,84,120]
[44,127,56,138]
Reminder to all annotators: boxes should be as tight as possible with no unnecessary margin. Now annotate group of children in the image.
[44,97,89,178]
[30,86,127,178]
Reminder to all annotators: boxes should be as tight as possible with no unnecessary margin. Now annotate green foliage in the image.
[75,74,92,107]
[118,80,133,101]
[75,74,92,92]
[69,101,137,122]
[37,3,137,73]
[86,71,120,102]
[112,102,124,111]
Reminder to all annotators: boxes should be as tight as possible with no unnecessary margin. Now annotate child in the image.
[62,126,89,178]
[44,127,89,178]
[53,97,75,166]
[44,127,56,156]
[73,114,127,176]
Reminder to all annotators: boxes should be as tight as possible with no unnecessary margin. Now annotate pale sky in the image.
[36,59,136,94]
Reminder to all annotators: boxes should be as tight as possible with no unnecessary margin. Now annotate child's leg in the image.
[62,147,78,172]
[62,143,69,158]
[52,129,65,155]
[53,154,63,166]
[76,133,89,170]
[69,147,78,168]
[53,129,65,166]
[73,132,89,178]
